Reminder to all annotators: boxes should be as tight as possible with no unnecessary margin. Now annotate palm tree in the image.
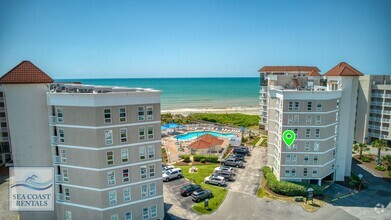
[353,142,369,159]
[371,139,388,165]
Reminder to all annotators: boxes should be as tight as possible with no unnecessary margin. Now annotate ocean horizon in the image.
[55,77,260,110]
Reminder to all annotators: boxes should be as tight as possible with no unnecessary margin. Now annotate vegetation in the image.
[241,136,248,142]
[348,174,366,189]
[375,165,386,171]
[192,113,259,127]
[353,142,369,159]
[182,154,191,162]
[161,113,195,125]
[371,139,388,165]
[193,154,219,163]
[177,164,227,214]
[361,156,372,163]
[382,155,391,171]
[262,167,323,196]
[200,158,206,163]
[250,137,260,145]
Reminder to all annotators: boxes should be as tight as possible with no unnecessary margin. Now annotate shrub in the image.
[200,159,206,163]
[388,171,391,177]
[348,174,365,189]
[182,154,191,162]
[193,154,203,162]
[361,156,371,163]
[375,165,386,171]
[206,155,219,163]
[242,136,248,142]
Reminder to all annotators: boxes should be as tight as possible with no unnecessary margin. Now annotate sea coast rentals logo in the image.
[9,167,54,211]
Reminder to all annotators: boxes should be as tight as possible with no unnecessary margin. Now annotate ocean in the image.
[56,77,260,110]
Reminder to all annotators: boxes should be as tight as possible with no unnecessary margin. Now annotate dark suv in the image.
[191,189,213,202]
[233,146,251,156]
[180,184,202,196]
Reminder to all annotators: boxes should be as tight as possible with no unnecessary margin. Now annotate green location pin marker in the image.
[283,130,295,148]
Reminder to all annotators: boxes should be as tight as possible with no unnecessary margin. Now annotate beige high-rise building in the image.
[0,61,164,220]
[261,62,363,185]
[355,75,391,144]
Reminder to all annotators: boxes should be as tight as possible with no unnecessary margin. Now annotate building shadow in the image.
[163,203,189,220]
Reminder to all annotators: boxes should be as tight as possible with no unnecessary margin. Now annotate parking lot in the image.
[164,146,266,219]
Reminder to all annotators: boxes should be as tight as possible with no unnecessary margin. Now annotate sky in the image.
[0,0,390,79]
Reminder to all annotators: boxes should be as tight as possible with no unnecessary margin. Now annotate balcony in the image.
[49,115,56,125]
[0,137,9,142]
[369,125,389,131]
[370,109,391,115]
[56,193,64,202]
[0,107,5,112]
[55,174,62,183]
[51,136,58,145]
[0,118,6,122]
[368,132,389,139]
[53,155,60,164]
[0,97,4,102]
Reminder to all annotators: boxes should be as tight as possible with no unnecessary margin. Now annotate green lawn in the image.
[177,164,228,214]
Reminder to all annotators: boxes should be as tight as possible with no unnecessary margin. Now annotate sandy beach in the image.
[161,107,260,116]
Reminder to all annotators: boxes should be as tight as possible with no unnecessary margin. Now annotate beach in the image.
[161,106,260,116]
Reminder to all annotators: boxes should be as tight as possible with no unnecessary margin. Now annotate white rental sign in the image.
[9,167,54,211]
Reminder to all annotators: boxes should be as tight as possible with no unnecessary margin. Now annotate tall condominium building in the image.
[0,86,12,167]
[262,62,363,185]
[259,66,320,130]
[355,75,391,144]
[0,61,164,220]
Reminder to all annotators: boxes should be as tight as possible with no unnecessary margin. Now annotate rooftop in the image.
[0,61,54,84]
[324,62,364,76]
[258,66,320,73]
[189,134,224,150]
[49,83,160,94]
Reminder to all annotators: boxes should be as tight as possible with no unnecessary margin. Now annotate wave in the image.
[11,181,53,191]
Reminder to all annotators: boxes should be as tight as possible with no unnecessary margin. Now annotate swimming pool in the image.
[174,131,235,141]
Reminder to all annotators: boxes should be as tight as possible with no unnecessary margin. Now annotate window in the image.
[335,125,338,134]
[307,102,312,111]
[139,127,145,141]
[314,142,319,151]
[111,214,118,220]
[141,184,148,198]
[293,115,299,124]
[315,129,320,138]
[139,146,146,160]
[104,109,111,124]
[313,155,318,164]
[142,207,149,220]
[312,168,318,177]
[123,169,129,182]
[123,187,131,202]
[292,143,297,151]
[292,155,297,164]
[293,129,298,137]
[107,171,116,186]
[121,149,128,163]
[304,155,309,164]
[147,126,154,140]
[336,112,339,121]
[149,164,155,177]
[65,211,72,220]
[150,205,157,218]
[58,128,65,143]
[336,99,340,108]
[62,168,69,182]
[305,142,310,151]
[291,168,296,177]
[316,115,321,125]
[138,106,145,121]
[285,155,291,164]
[64,188,70,200]
[57,108,63,123]
[107,151,114,165]
[306,129,311,138]
[288,102,293,111]
[332,164,335,170]
[333,150,336,158]
[306,115,312,125]
[288,115,293,124]
[285,168,290,176]
[294,101,300,111]
[60,149,67,163]
[303,168,308,177]
[109,190,117,205]
[105,130,113,145]
[125,211,132,220]
[119,107,127,122]
[149,182,156,196]
[316,101,322,111]
[140,166,147,179]
[146,106,153,120]
[148,145,155,159]
[120,128,128,143]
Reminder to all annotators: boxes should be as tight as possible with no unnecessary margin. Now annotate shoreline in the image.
[161,107,260,116]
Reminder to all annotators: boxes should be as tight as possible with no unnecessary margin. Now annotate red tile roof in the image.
[324,62,364,76]
[259,66,320,73]
[0,61,54,84]
[189,134,224,150]
[307,70,321,76]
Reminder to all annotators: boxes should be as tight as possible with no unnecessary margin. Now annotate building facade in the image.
[263,62,363,184]
[355,75,391,144]
[0,86,12,167]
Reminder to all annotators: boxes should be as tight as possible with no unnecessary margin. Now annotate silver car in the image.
[204,175,226,186]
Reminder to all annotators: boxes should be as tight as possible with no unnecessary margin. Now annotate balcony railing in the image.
[0,107,5,112]
[369,125,389,131]
[0,97,4,102]
[53,155,60,164]
[0,137,9,142]
[57,193,64,202]
[55,174,62,183]
[51,136,58,145]
[49,115,56,125]
[368,132,389,139]
[0,118,6,122]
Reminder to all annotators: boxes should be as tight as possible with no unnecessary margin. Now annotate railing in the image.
[55,174,62,183]
[51,136,58,145]
[53,155,60,164]
[0,107,5,112]
[369,117,391,123]
[372,93,391,98]
[57,193,64,202]
[0,137,9,142]
[0,118,6,122]
[0,97,4,102]
[368,132,388,139]
[49,115,56,125]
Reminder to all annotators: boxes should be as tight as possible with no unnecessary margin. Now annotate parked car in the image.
[204,175,226,186]
[191,189,213,202]
[214,166,234,173]
[233,146,251,156]
[213,170,234,181]
[162,168,183,182]
[221,157,244,168]
[180,184,202,196]
[228,154,246,162]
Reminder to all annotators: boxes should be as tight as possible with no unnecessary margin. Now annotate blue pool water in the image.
[174,131,235,141]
